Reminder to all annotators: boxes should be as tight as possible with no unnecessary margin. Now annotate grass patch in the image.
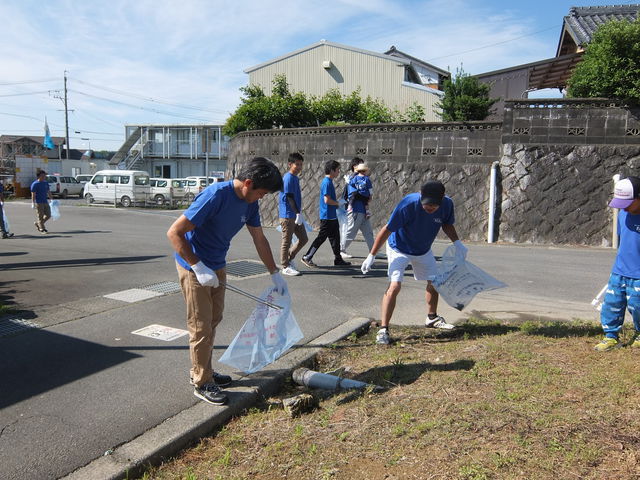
[139,319,640,480]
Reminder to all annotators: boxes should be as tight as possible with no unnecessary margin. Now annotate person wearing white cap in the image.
[360,180,467,345]
[595,175,640,351]
[340,162,375,258]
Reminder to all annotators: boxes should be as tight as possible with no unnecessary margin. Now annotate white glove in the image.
[361,254,375,274]
[271,271,288,296]
[454,240,468,260]
[295,213,303,225]
[31,203,35,209]
[191,261,219,287]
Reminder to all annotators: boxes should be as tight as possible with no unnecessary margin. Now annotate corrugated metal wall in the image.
[248,44,441,121]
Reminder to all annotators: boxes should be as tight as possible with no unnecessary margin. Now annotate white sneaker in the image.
[340,251,353,259]
[425,316,456,330]
[282,265,301,276]
[376,328,391,345]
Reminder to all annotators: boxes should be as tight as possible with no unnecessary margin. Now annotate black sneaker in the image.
[189,372,233,387]
[194,383,228,405]
[212,372,232,387]
[334,258,351,266]
[2,233,13,239]
[301,256,317,268]
[34,222,42,232]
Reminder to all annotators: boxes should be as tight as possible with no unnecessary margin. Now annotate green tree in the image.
[567,19,640,104]
[224,75,432,136]
[436,67,497,121]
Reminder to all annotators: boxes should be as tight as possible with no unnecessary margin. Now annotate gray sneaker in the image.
[194,382,228,405]
[425,315,456,330]
[376,328,391,345]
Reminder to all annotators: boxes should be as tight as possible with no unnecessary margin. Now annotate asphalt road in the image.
[0,199,617,480]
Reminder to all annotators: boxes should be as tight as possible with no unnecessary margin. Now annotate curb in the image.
[61,317,373,480]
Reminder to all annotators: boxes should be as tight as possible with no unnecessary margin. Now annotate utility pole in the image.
[64,71,70,162]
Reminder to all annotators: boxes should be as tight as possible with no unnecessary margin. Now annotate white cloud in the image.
[0,0,600,149]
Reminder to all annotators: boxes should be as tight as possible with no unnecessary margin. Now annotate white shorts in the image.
[386,242,437,283]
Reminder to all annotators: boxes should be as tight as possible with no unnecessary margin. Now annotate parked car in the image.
[47,175,84,198]
[75,174,94,186]
[183,176,223,201]
[83,170,150,207]
[149,178,186,205]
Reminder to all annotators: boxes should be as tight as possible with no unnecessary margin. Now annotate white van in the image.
[84,170,150,207]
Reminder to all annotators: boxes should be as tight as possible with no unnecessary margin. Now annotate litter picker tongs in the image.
[220,282,283,310]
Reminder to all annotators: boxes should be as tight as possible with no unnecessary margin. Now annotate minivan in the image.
[149,178,186,205]
[84,170,150,207]
[75,174,94,185]
[183,176,223,201]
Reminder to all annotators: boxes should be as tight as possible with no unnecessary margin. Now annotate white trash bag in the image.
[431,245,507,311]
[3,210,10,233]
[219,286,303,373]
[50,200,61,220]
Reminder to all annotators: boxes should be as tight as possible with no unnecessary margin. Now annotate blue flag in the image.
[43,118,54,149]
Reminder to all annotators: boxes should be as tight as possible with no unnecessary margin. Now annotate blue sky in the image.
[0,0,634,150]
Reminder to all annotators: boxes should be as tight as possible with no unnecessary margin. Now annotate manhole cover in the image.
[0,317,40,338]
[142,281,182,294]
[226,259,268,279]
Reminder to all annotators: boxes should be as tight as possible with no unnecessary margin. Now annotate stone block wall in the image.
[227,100,640,246]
[228,122,500,242]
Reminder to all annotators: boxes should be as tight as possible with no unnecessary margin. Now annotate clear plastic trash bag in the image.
[3,209,10,233]
[431,245,507,311]
[219,286,304,373]
[50,200,61,220]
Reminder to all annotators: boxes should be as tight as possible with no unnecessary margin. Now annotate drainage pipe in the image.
[488,161,500,243]
[292,367,383,392]
[612,174,621,248]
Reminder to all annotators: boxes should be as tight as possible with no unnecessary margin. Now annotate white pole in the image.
[488,161,499,243]
[612,174,621,248]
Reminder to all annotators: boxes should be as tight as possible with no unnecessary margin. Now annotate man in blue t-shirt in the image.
[595,176,640,351]
[360,180,468,345]
[278,153,308,276]
[301,160,351,268]
[341,162,375,257]
[30,170,53,234]
[167,158,288,405]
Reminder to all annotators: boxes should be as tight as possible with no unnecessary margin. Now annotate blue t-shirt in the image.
[175,181,261,271]
[319,176,337,220]
[347,174,372,214]
[387,193,455,256]
[613,210,640,279]
[278,172,301,219]
[30,180,50,203]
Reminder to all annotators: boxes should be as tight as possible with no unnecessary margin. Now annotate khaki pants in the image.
[279,217,308,267]
[35,203,51,230]
[177,262,226,388]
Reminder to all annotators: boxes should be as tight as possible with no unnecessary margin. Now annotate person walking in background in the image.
[360,180,467,345]
[166,157,288,405]
[0,181,14,239]
[31,171,52,234]
[339,157,363,255]
[279,153,308,276]
[340,162,375,259]
[595,176,640,351]
[301,160,351,268]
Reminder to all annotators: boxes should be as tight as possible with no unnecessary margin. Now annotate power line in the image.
[71,77,228,114]
[0,90,57,98]
[69,88,221,122]
[426,25,561,62]
[0,78,59,86]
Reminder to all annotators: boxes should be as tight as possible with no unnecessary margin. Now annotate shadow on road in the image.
[1,255,165,271]
[0,328,141,409]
